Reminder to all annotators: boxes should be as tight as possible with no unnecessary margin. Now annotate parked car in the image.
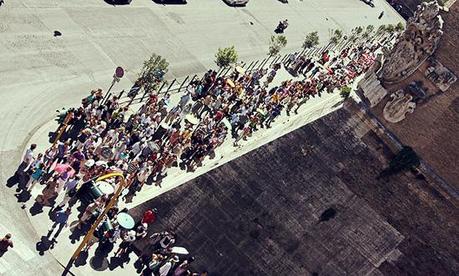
[109,0,133,4]
[155,0,187,3]
[223,0,249,6]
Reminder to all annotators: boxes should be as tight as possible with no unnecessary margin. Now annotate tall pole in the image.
[52,111,73,147]
[63,172,126,275]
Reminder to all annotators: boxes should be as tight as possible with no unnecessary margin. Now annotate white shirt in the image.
[23,149,34,164]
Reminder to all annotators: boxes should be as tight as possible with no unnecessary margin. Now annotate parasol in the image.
[96,181,115,195]
[84,159,95,168]
[170,246,189,255]
[185,114,199,125]
[117,212,135,230]
[95,160,108,167]
[235,66,245,74]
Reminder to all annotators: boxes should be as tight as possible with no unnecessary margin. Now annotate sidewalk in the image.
[23,64,363,275]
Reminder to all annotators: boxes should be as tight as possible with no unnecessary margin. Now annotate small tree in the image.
[330,29,343,45]
[366,25,375,35]
[377,24,387,34]
[363,25,374,39]
[140,53,169,92]
[303,31,320,49]
[354,26,364,35]
[340,86,352,99]
[269,35,288,56]
[385,24,395,33]
[395,22,405,32]
[215,46,238,68]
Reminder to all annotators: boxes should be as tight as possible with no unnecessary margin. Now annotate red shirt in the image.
[142,210,156,224]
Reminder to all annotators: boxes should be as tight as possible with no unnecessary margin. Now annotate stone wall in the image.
[376,2,459,188]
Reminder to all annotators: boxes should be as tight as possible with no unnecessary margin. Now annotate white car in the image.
[223,0,249,6]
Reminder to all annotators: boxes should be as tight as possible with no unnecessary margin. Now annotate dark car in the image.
[156,0,187,3]
[107,0,132,4]
[223,0,249,6]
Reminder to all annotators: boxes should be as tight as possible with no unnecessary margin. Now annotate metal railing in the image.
[109,34,382,107]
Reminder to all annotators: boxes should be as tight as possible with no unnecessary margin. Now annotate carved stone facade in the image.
[383,90,416,123]
[382,1,444,84]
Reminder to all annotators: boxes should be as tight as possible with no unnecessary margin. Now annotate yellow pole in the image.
[70,172,126,261]
[52,111,73,147]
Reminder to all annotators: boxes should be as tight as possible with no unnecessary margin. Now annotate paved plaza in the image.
[0,0,404,275]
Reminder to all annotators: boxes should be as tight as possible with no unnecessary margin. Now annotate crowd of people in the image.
[12,37,380,274]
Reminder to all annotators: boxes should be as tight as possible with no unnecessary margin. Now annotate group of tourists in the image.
[12,36,380,273]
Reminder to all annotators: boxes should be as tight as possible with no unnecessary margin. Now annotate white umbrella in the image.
[95,160,108,167]
[185,114,199,125]
[170,246,189,255]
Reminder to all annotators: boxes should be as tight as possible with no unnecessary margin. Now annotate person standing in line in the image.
[0,234,13,257]
[18,144,37,173]
[56,176,80,209]
[25,163,45,193]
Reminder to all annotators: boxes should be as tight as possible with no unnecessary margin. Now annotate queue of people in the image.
[12,37,380,274]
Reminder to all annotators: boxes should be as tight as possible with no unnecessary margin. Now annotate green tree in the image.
[395,22,405,32]
[354,26,364,35]
[269,35,288,56]
[366,25,375,34]
[140,53,169,92]
[303,31,320,49]
[330,29,343,44]
[377,24,387,34]
[215,46,238,68]
[385,24,395,33]
[340,86,352,99]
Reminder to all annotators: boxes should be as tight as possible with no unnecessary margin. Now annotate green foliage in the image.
[377,24,386,34]
[385,24,396,33]
[140,53,169,92]
[363,25,374,39]
[303,31,320,49]
[395,22,405,32]
[340,86,352,99]
[269,35,288,56]
[330,29,343,44]
[366,25,375,34]
[215,46,238,68]
[354,26,364,35]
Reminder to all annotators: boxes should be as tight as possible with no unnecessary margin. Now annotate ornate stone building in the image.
[381,1,444,84]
